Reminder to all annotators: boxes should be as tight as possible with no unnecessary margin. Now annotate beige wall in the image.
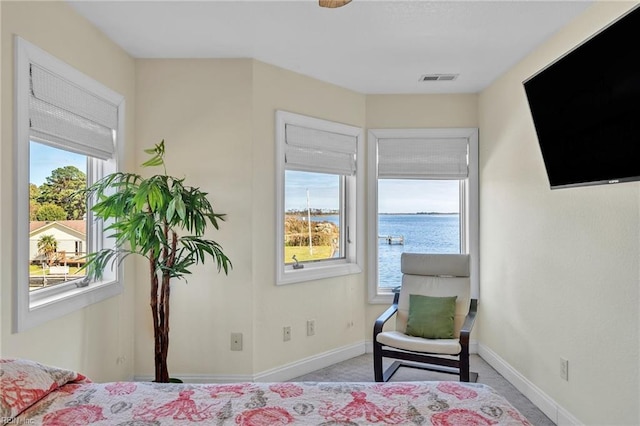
[366,94,478,129]
[0,1,136,382]
[478,2,639,424]
[134,58,368,377]
[134,59,255,377]
[251,61,367,374]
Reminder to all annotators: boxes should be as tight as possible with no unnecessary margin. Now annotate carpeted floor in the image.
[290,353,555,425]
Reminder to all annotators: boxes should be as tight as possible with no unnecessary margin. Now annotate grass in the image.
[29,264,85,275]
[285,245,334,262]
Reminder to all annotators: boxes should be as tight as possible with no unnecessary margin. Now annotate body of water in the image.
[378,214,459,288]
[306,214,460,288]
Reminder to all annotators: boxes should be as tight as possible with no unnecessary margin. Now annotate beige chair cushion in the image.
[376,330,462,355]
[401,253,470,277]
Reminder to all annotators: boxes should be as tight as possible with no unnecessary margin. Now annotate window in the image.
[14,37,125,332]
[29,142,88,290]
[285,171,345,263]
[367,128,479,303]
[276,111,363,285]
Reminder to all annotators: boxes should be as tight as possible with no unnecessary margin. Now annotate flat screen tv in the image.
[523,6,640,189]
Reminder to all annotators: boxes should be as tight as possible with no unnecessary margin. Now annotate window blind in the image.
[284,124,357,175]
[29,64,117,160]
[377,137,468,179]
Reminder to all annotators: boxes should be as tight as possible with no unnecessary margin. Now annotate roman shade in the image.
[377,137,468,179]
[29,64,117,160]
[284,124,357,175]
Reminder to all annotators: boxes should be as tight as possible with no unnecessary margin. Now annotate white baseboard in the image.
[478,344,582,426]
[469,340,479,355]
[135,342,367,384]
[255,342,366,382]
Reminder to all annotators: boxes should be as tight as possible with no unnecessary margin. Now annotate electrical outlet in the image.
[307,320,315,336]
[560,358,569,381]
[283,326,291,342]
[231,333,243,351]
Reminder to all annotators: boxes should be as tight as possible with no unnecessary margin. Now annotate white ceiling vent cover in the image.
[419,74,459,82]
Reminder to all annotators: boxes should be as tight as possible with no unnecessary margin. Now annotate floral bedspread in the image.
[2,359,531,425]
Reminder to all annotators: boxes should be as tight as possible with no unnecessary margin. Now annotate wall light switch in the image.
[560,358,569,381]
[307,319,315,336]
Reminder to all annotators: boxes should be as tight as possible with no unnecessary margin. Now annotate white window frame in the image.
[13,37,124,332]
[367,128,479,303]
[275,111,363,285]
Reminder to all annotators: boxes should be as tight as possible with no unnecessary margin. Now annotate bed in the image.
[1,358,531,425]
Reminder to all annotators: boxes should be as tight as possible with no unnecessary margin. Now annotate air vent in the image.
[419,74,459,82]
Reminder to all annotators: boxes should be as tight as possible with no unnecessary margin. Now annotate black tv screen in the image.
[524,6,640,189]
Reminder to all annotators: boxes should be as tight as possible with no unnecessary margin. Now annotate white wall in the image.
[0,1,136,382]
[478,2,639,424]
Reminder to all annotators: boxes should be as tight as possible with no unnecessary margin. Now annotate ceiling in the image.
[68,0,593,94]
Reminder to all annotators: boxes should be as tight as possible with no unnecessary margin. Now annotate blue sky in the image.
[378,179,459,213]
[30,141,86,186]
[285,171,339,212]
[286,171,459,214]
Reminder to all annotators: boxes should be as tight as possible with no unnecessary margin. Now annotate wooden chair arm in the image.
[459,299,478,345]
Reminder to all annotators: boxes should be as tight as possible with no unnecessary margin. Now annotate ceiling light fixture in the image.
[319,0,352,8]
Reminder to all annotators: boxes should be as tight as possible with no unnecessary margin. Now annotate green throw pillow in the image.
[406,294,457,339]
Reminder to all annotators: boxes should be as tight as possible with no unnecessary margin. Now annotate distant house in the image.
[29,220,86,266]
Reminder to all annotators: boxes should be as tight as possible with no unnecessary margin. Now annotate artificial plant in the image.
[83,140,231,382]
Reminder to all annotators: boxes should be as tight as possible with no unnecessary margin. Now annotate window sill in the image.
[277,262,362,286]
[15,279,122,332]
[369,291,395,304]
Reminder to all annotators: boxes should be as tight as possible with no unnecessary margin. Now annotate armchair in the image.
[373,253,478,382]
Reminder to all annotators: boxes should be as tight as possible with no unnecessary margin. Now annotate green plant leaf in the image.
[141,140,166,169]
[175,195,186,221]
[166,198,177,222]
